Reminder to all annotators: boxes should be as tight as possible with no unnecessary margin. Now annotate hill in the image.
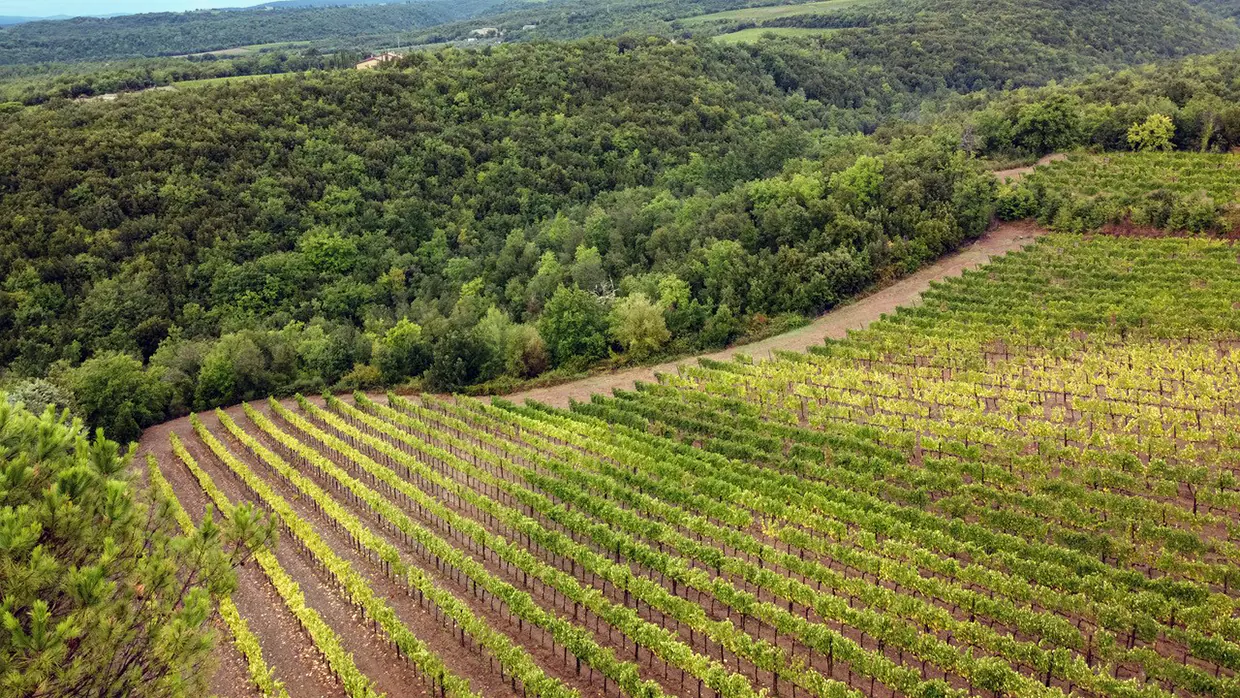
[0,15,72,25]
[0,0,501,64]
[138,226,1240,697]
[390,0,1240,105]
[687,0,1240,91]
[0,37,1004,440]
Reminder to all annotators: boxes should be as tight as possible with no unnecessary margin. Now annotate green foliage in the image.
[503,324,550,378]
[538,285,610,368]
[1011,152,1235,233]
[3,377,72,416]
[1014,96,1081,156]
[64,352,168,443]
[995,185,1038,221]
[1128,114,1176,151]
[829,155,883,211]
[372,318,430,384]
[426,324,495,391]
[966,50,1240,157]
[609,292,670,359]
[0,0,501,65]
[701,303,741,348]
[0,399,275,698]
[686,0,1240,100]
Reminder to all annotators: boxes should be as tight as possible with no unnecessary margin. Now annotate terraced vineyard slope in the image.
[1010,152,1240,233]
[595,233,1240,695]
[141,233,1240,698]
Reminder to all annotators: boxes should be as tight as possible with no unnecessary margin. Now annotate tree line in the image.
[0,38,995,441]
[0,0,498,65]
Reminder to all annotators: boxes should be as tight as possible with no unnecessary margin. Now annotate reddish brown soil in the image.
[210,402,543,698]
[135,220,1050,697]
[142,417,346,698]
[207,626,262,698]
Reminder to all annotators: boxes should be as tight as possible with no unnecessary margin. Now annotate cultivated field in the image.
[1027,153,1240,204]
[680,0,868,25]
[1017,152,1240,233]
[713,27,836,43]
[143,233,1240,698]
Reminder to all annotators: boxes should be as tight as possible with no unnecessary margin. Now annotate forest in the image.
[0,0,500,64]
[0,51,362,104]
[0,38,998,440]
[5,0,1240,441]
[12,0,1240,696]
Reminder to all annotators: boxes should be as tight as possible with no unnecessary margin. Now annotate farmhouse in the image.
[355,52,402,70]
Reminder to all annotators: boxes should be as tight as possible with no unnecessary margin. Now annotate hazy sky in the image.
[1,0,243,16]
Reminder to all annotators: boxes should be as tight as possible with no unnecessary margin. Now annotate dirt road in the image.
[991,153,1066,183]
[496,221,1045,408]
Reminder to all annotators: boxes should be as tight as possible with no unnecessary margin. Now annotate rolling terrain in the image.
[139,222,1240,698]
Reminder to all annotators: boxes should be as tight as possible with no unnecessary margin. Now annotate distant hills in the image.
[0,0,503,64]
[0,15,75,25]
[3,0,1240,73]
[248,0,431,8]
[0,1,429,26]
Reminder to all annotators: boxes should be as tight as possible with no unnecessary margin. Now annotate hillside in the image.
[0,37,1008,441]
[690,0,1240,91]
[0,0,502,64]
[10,0,1240,695]
[138,229,1240,698]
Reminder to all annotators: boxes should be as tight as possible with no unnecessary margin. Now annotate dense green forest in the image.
[0,50,361,104]
[0,0,499,65]
[953,50,1240,233]
[4,0,1240,442]
[0,38,997,440]
[722,0,1240,92]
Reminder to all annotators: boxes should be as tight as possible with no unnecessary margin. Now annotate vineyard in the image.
[1010,152,1240,234]
[143,234,1240,698]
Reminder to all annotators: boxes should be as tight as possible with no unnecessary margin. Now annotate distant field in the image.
[713,26,837,42]
[174,72,294,89]
[176,41,314,58]
[682,0,868,25]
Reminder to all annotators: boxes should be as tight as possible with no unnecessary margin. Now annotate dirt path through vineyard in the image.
[495,220,1046,408]
[134,220,1044,695]
[991,153,1066,182]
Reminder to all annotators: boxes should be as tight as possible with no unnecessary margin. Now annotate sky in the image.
[0,0,245,16]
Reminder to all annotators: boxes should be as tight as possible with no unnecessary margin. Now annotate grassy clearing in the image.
[175,41,313,58]
[713,26,837,42]
[682,0,867,25]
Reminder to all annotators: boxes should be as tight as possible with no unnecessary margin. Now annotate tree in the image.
[537,285,609,368]
[5,377,72,416]
[0,399,276,698]
[65,352,169,444]
[504,324,549,378]
[194,333,271,410]
[609,292,670,359]
[425,325,494,391]
[701,303,741,349]
[1014,96,1080,155]
[372,318,430,383]
[829,155,884,212]
[1127,114,1175,151]
[570,245,608,294]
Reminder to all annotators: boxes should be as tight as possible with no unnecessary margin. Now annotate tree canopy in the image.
[0,398,276,697]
